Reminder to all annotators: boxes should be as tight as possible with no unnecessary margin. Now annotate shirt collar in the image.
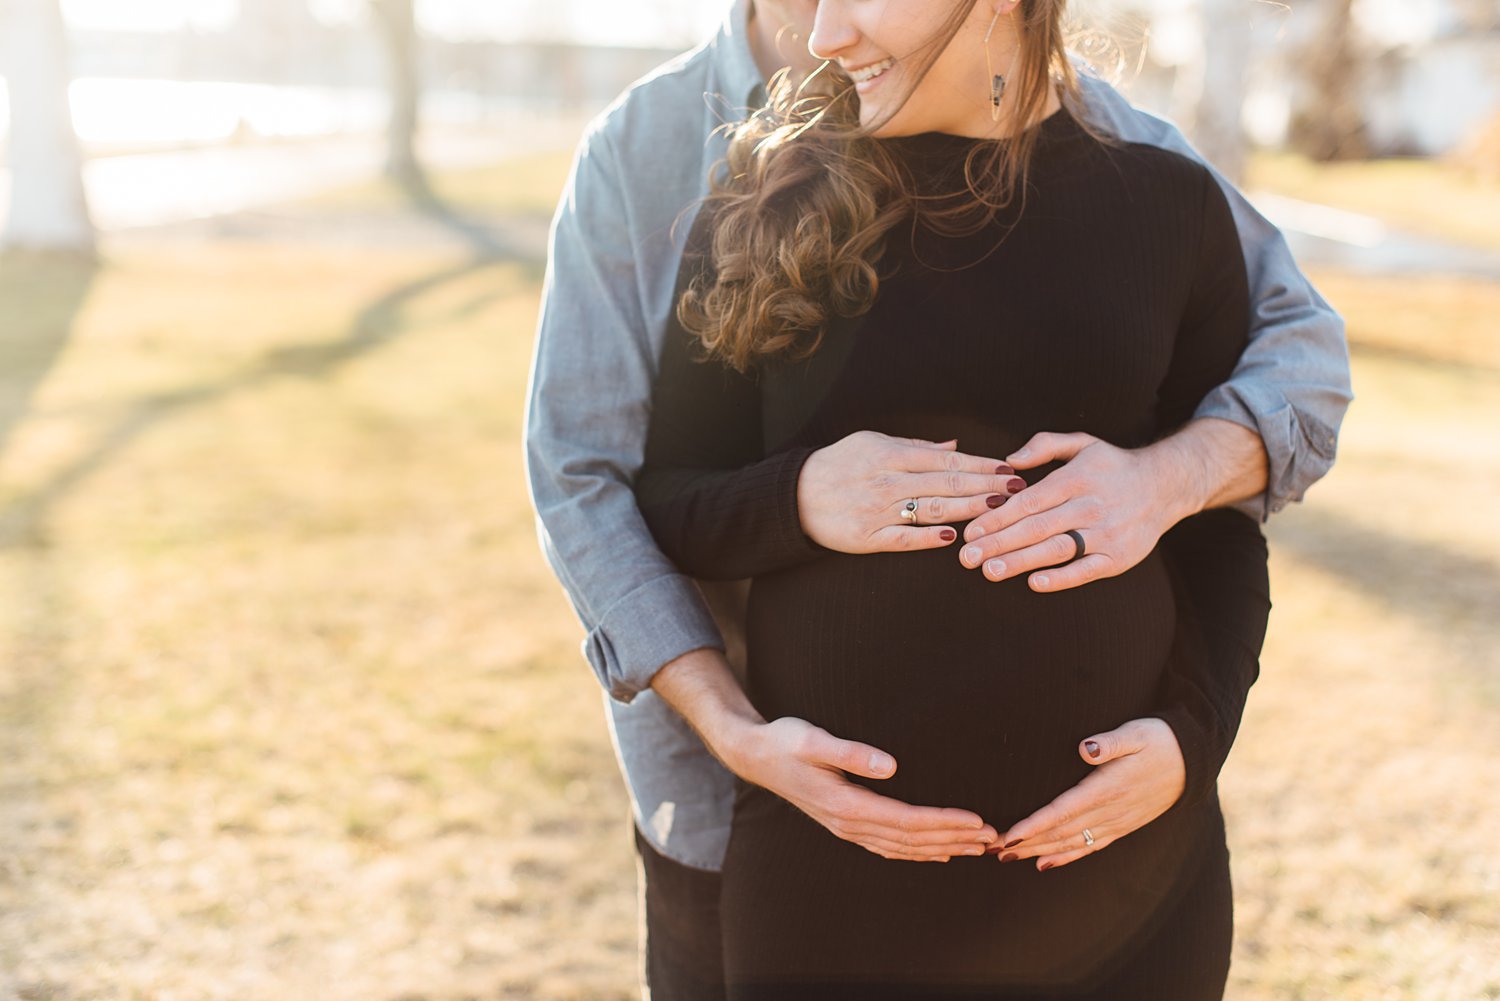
[710,0,769,115]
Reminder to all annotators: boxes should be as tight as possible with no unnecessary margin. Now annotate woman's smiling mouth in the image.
[847,56,895,93]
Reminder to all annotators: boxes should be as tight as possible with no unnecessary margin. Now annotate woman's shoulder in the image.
[1075,130,1226,236]
[1098,132,1216,193]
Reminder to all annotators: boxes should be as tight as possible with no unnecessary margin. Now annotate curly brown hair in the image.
[676,0,1124,373]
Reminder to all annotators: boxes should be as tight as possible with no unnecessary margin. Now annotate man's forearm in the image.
[650,646,766,772]
[1143,417,1270,525]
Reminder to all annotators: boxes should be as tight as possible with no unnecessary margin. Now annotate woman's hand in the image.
[991,717,1186,870]
[799,431,1025,554]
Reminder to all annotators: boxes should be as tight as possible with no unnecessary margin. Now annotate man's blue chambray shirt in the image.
[523,0,1353,870]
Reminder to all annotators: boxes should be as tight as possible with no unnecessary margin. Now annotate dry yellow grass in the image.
[0,175,1496,1000]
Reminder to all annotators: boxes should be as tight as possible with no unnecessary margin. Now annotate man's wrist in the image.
[1137,433,1211,529]
[650,646,766,773]
[1142,418,1269,520]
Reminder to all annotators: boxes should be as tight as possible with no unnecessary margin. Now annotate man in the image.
[524,0,1352,996]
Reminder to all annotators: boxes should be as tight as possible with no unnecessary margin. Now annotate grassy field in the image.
[1247,149,1500,254]
[0,149,1497,1000]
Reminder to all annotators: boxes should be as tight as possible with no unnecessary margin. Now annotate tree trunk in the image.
[1288,0,1370,161]
[369,0,424,190]
[1,0,95,252]
[1193,0,1251,185]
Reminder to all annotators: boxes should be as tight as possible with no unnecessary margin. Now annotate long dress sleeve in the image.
[1153,511,1271,811]
[634,216,825,581]
[1148,166,1272,810]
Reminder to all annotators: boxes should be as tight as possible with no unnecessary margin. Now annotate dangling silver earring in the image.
[983,8,1021,122]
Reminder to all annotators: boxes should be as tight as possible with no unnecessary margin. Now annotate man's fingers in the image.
[832,783,990,835]
[809,731,899,779]
[964,508,1098,582]
[961,474,1075,543]
[840,816,998,849]
[1028,553,1116,592]
[863,844,955,862]
[1007,431,1099,471]
[850,831,994,858]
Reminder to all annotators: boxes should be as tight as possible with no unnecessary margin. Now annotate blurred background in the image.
[0,0,1496,998]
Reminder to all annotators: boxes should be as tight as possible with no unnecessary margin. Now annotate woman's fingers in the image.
[1003,816,1122,861]
[902,470,1027,508]
[889,439,1014,477]
[881,491,1009,530]
[1029,846,1096,871]
[866,525,961,552]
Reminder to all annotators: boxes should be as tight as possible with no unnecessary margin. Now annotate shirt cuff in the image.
[585,572,725,703]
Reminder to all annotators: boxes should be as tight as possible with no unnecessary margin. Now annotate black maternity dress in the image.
[636,101,1273,1000]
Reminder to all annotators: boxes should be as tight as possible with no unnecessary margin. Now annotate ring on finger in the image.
[900,499,920,524]
[1063,529,1086,562]
[1082,827,1095,847]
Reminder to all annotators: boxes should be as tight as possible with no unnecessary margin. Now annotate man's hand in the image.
[799,431,1024,554]
[727,716,1000,862]
[651,648,998,862]
[990,717,1185,870]
[958,419,1267,592]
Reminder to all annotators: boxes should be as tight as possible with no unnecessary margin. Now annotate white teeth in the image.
[848,58,893,83]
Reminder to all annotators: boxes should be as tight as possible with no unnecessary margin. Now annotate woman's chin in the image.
[866,113,925,139]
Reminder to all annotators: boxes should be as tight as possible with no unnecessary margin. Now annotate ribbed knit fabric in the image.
[637,103,1268,998]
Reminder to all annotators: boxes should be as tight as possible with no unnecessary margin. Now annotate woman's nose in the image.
[807,0,858,60]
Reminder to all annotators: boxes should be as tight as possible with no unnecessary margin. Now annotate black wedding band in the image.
[1064,529,1086,562]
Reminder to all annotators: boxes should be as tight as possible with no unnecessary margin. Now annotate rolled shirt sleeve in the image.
[524,123,726,702]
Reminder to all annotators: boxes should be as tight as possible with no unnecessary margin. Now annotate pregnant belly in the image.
[733,544,1203,987]
[745,542,1177,825]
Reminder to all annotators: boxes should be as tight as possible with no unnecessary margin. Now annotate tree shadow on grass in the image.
[1270,506,1500,690]
[0,186,535,547]
[0,183,544,986]
[0,249,99,461]
[0,248,99,983]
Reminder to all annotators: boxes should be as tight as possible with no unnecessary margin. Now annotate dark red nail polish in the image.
[994,463,1015,476]
[985,494,1005,509]
[1038,861,1054,872]
[1003,838,1023,849]
[1006,477,1026,493]
[1085,740,1101,759]
[999,852,1018,863]
[939,528,956,542]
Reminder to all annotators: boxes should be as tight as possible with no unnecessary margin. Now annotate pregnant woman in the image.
[635,0,1271,996]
